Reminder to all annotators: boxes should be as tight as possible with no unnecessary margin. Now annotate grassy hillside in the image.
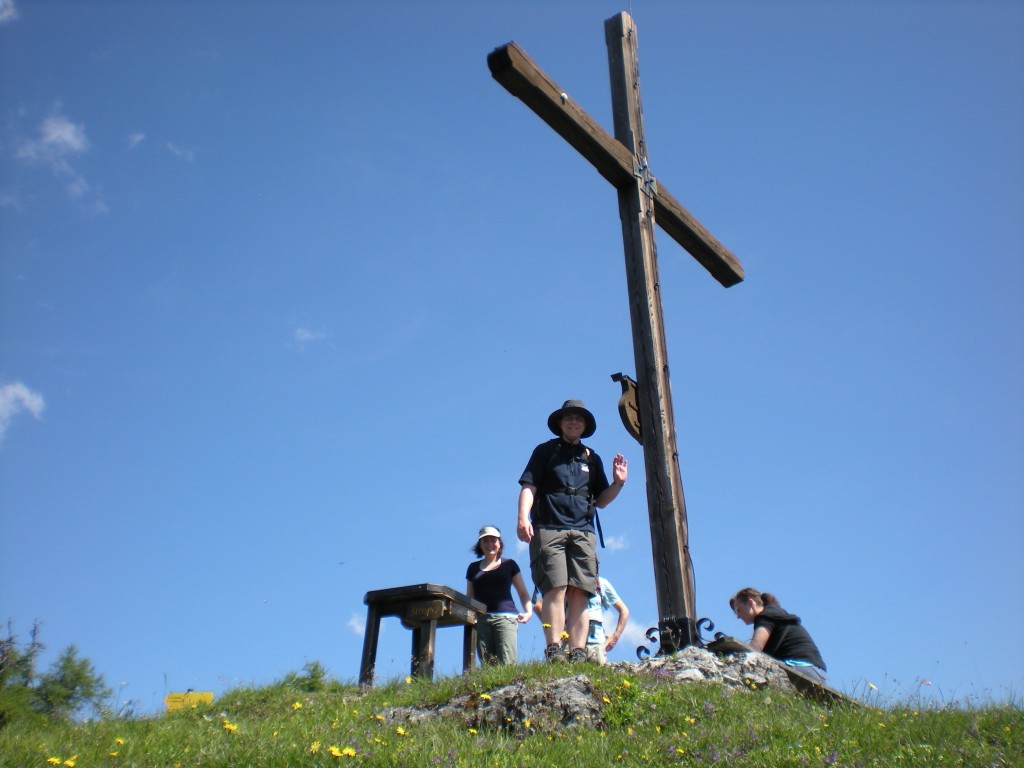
[1,661,1020,767]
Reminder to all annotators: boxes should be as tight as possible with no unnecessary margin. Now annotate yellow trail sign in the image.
[164,691,214,711]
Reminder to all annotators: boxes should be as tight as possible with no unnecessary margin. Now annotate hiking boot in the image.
[568,647,588,663]
[544,643,566,663]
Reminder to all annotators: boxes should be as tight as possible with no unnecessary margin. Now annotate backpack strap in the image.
[542,445,593,499]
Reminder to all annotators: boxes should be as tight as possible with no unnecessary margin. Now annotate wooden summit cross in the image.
[488,12,744,653]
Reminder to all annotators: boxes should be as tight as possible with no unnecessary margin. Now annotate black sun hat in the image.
[547,399,596,439]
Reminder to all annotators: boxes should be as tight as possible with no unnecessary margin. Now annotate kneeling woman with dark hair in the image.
[729,587,828,683]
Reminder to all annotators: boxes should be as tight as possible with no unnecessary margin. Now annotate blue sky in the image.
[2,0,1022,715]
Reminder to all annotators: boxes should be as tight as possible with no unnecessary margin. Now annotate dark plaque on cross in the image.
[488,12,744,654]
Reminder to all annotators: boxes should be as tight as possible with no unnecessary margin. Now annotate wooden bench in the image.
[706,635,860,706]
[358,583,486,688]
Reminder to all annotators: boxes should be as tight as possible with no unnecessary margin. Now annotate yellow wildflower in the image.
[396,726,408,737]
[560,631,570,640]
[109,752,119,758]
[64,758,77,768]
[405,676,413,684]
[341,747,357,757]
[47,759,61,765]
[310,741,322,754]
[292,701,303,710]
[621,680,632,688]
[468,728,478,734]
[115,738,125,746]
[524,718,532,729]
[868,682,878,690]
[602,696,611,704]
[479,693,492,701]
[329,745,343,757]
[222,720,238,733]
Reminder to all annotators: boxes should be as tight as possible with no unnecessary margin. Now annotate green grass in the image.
[1,662,1020,767]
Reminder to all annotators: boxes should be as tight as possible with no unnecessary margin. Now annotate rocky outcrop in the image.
[380,647,800,732]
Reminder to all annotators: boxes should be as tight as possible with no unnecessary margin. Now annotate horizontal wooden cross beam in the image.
[487,42,744,288]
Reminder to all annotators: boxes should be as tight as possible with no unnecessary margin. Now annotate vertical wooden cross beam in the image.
[488,12,744,653]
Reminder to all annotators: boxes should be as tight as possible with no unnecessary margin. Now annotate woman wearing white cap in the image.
[465,525,534,665]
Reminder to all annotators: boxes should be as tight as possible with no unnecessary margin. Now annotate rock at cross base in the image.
[631,645,797,693]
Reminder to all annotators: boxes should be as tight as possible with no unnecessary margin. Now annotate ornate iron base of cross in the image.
[489,12,744,655]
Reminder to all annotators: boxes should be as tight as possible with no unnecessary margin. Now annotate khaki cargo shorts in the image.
[529,528,598,596]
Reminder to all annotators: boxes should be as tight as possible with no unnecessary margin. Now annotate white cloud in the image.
[0,381,45,446]
[621,619,656,658]
[602,535,628,552]
[128,132,145,149]
[17,115,89,169]
[66,175,91,199]
[84,196,109,215]
[41,116,88,153]
[0,0,18,25]
[15,113,106,212]
[293,328,328,350]
[347,613,365,637]
[166,142,194,162]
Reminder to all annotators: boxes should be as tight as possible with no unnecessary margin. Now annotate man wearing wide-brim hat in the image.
[517,399,628,663]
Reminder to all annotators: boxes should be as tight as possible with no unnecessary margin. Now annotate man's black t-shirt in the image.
[518,438,609,531]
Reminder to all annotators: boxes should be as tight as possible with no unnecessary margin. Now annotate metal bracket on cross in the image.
[636,616,717,660]
[632,155,658,200]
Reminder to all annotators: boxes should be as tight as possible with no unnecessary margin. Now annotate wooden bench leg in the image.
[463,623,476,672]
[410,619,438,680]
[358,605,382,688]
